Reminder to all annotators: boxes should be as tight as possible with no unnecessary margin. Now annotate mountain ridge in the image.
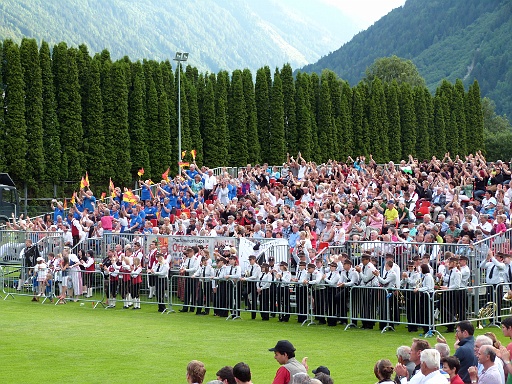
[0,0,349,73]
[300,0,512,117]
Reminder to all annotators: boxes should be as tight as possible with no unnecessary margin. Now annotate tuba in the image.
[477,302,497,329]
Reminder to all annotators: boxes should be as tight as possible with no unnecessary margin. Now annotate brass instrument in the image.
[396,290,406,306]
[477,302,497,329]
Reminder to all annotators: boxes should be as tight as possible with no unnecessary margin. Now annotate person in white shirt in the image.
[179,248,200,312]
[241,255,261,319]
[192,256,214,315]
[276,261,292,322]
[149,253,169,312]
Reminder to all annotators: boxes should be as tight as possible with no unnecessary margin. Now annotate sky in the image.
[322,0,407,29]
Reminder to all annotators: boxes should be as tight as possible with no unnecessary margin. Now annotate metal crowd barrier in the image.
[2,265,105,308]
[0,230,64,264]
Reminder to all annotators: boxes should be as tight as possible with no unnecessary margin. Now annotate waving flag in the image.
[181,150,187,159]
[190,149,197,160]
[123,189,137,203]
[137,168,144,177]
[162,167,170,182]
[80,177,85,189]
[63,198,67,210]
[84,172,90,187]
[70,192,76,205]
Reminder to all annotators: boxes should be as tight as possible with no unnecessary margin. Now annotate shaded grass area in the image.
[0,297,507,383]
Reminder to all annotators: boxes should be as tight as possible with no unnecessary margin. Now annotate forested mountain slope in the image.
[301,0,512,117]
[0,0,346,73]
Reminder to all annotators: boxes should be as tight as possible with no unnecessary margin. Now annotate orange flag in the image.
[83,172,90,187]
[63,198,67,210]
[162,168,170,182]
[123,189,137,203]
[109,178,115,191]
[181,150,187,159]
[137,168,144,177]
[70,192,76,205]
[190,149,197,160]
[80,177,85,189]
[101,192,107,200]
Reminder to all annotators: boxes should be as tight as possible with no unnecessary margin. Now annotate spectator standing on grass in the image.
[233,362,253,384]
[269,340,307,384]
[187,360,206,384]
[216,366,236,384]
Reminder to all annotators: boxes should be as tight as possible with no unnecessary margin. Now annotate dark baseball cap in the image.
[269,340,295,354]
[312,366,331,375]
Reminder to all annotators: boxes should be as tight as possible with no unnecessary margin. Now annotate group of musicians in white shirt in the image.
[98,240,511,332]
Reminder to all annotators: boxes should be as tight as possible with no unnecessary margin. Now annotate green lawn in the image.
[0,297,508,383]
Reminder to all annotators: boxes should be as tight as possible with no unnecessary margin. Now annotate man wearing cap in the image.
[269,340,306,384]
[307,262,326,324]
[213,257,228,317]
[276,261,292,322]
[312,366,330,377]
[355,254,378,329]
[225,254,242,317]
[401,260,421,332]
[293,261,308,323]
[336,259,359,324]
[179,248,200,312]
[192,256,214,315]
[241,255,261,320]
[324,262,340,326]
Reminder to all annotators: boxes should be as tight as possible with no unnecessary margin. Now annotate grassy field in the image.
[0,296,508,384]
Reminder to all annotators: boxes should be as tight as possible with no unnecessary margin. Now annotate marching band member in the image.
[439,256,462,332]
[179,248,200,312]
[337,259,359,325]
[324,261,340,326]
[106,254,120,308]
[212,257,228,317]
[82,250,95,298]
[193,257,214,315]
[149,253,169,312]
[416,263,435,334]
[257,263,272,320]
[356,254,379,329]
[120,256,132,309]
[480,251,506,318]
[374,260,398,330]
[401,260,420,332]
[241,255,261,320]
[225,254,241,317]
[147,240,158,299]
[276,261,291,322]
[458,255,470,321]
[292,261,308,323]
[131,257,143,310]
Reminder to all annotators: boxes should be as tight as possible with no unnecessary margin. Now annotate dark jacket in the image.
[454,336,477,384]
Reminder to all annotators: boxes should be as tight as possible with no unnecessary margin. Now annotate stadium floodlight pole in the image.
[174,51,189,175]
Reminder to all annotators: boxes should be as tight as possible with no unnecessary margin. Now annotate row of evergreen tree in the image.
[0,38,484,192]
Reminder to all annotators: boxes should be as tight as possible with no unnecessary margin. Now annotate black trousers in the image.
[156,277,168,312]
[296,286,308,322]
[260,289,270,320]
[183,274,196,310]
[196,281,211,314]
[216,281,228,317]
[278,286,290,321]
[246,281,258,319]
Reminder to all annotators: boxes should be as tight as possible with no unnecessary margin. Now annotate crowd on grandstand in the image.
[6,151,512,331]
